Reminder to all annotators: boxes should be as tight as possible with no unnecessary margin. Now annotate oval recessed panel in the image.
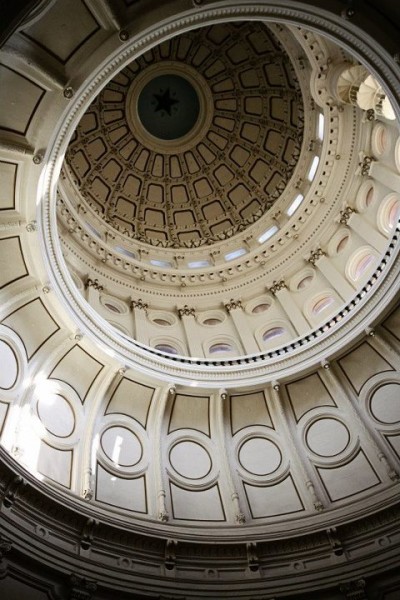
[239,437,281,476]
[170,441,211,479]
[37,394,75,437]
[0,340,18,389]
[101,426,142,467]
[370,384,400,424]
[306,418,350,457]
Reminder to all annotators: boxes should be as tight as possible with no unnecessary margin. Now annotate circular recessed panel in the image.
[370,383,400,424]
[306,418,350,457]
[170,441,211,479]
[37,394,75,438]
[239,437,282,476]
[0,340,18,389]
[137,74,200,140]
[101,426,142,467]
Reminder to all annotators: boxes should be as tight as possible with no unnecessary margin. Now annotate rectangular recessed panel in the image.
[96,464,147,513]
[22,0,100,63]
[170,483,225,521]
[0,402,9,435]
[168,394,210,436]
[0,237,28,289]
[37,442,72,488]
[385,434,400,461]
[2,299,59,359]
[286,373,336,422]
[0,161,17,210]
[244,476,304,518]
[0,65,45,135]
[106,377,154,428]
[50,346,103,402]
[317,451,380,501]
[230,391,273,435]
[338,342,394,393]
[382,305,400,341]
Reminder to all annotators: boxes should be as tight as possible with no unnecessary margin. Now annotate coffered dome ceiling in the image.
[64,21,303,248]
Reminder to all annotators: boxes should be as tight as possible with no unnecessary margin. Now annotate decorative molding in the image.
[1,474,24,509]
[247,542,259,572]
[165,539,177,571]
[0,535,12,561]
[26,220,37,232]
[326,527,344,556]
[80,518,98,551]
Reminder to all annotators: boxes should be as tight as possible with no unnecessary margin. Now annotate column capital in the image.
[224,299,242,312]
[269,280,287,295]
[85,277,103,291]
[177,305,195,318]
[339,206,355,225]
[130,298,148,312]
[359,154,375,176]
[307,248,326,265]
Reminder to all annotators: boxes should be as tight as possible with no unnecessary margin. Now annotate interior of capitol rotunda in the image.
[1,1,400,598]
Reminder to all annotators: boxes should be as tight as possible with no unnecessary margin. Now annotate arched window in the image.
[262,327,285,342]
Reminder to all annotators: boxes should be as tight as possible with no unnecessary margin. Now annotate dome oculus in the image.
[137,73,200,140]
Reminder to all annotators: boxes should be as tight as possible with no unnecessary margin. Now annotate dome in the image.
[63,21,304,248]
[0,1,400,599]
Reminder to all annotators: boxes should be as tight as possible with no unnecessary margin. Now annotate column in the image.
[212,389,246,524]
[85,277,103,305]
[269,280,310,336]
[370,161,400,193]
[308,249,355,299]
[224,299,259,354]
[177,305,203,357]
[130,298,148,343]
[270,383,325,511]
[347,211,388,253]
[149,385,173,522]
